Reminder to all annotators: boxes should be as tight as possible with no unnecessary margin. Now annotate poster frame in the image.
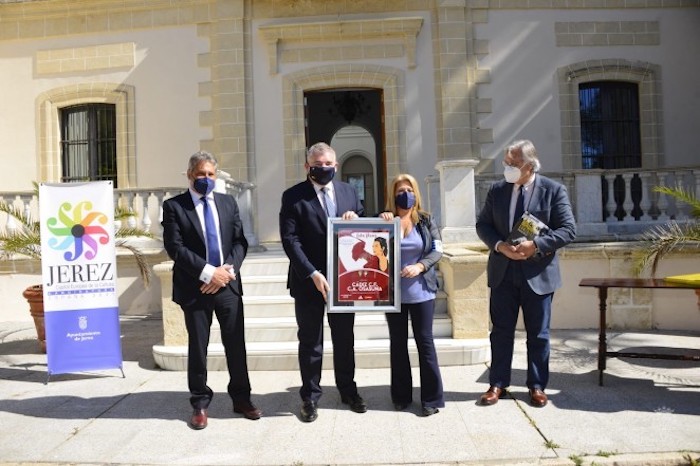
[326,217,401,313]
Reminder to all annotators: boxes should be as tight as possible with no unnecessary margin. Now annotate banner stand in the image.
[39,181,124,380]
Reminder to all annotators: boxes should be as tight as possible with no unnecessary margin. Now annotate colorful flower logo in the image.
[47,201,109,261]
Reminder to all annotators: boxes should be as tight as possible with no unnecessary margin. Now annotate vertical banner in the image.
[39,182,122,376]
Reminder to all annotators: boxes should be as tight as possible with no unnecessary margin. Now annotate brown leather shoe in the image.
[233,401,262,420]
[479,386,504,406]
[189,408,208,430]
[529,388,548,407]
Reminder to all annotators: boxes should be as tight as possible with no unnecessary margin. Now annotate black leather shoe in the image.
[189,408,208,430]
[394,401,410,411]
[341,393,368,413]
[422,406,440,417]
[300,400,318,423]
[233,401,262,420]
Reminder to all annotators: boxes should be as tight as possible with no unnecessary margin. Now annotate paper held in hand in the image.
[508,212,549,245]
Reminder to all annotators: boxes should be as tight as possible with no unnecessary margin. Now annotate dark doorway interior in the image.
[305,88,385,215]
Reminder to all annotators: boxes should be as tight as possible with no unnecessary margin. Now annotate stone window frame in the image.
[282,64,405,188]
[36,83,136,187]
[558,59,663,170]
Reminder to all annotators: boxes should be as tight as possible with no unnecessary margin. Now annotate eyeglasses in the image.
[502,161,522,169]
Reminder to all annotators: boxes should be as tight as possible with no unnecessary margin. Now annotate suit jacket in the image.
[279,179,364,299]
[475,174,576,295]
[162,190,248,307]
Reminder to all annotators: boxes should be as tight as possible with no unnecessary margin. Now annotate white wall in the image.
[0,26,209,191]
[475,8,700,171]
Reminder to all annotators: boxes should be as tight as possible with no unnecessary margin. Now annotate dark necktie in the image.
[321,187,336,217]
[201,196,221,266]
[514,185,525,224]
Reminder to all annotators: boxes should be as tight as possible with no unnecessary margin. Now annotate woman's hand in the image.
[400,263,425,278]
[378,211,394,221]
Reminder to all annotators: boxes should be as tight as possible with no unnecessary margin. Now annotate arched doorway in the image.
[304,88,385,215]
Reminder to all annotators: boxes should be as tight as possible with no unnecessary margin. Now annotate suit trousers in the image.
[488,261,553,390]
[294,296,358,402]
[386,299,444,408]
[182,287,251,409]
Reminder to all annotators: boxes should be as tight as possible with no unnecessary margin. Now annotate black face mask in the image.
[308,166,335,185]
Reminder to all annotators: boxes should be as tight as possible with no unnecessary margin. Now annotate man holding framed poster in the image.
[279,142,368,423]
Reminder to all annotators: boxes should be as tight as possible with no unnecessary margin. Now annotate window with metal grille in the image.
[579,81,641,170]
[60,103,117,187]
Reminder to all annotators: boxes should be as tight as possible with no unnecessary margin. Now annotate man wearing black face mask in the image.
[162,151,260,430]
[279,142,366,423]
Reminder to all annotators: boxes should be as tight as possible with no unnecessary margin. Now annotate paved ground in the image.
[1,315,699,466]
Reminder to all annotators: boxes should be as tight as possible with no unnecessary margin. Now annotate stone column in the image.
[435,159,480,243]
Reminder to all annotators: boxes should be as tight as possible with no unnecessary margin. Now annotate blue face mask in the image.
[395,191,416,210]
[193,177,215,196]
[308,166,335,185]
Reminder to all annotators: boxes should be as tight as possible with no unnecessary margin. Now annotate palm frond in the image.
[116,227,154,239]
[653,185,700,218]
[115,240,152,287]
[0,201,40,234]
[633,221,700,276]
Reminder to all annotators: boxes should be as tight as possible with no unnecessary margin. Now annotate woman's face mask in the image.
[395,191,416,210]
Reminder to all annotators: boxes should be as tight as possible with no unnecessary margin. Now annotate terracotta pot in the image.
[22,284,45,353]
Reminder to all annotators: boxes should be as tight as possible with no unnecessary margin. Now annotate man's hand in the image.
[499,240,537,260]
[200,264,236,294]
[340,211,359,220]
[311,272,330,302]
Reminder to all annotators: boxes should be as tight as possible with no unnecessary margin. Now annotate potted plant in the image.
[633,185,700,304]
[0,186,152,352]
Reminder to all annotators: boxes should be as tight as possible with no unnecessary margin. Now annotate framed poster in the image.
[327,217,401,313]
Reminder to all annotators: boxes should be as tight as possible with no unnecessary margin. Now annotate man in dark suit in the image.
[475,140,576,408]
[162,151,261,429]
[279,142,367,422]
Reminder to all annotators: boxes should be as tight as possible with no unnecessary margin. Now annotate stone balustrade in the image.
[472,166,699,239]
[0,172,258,246]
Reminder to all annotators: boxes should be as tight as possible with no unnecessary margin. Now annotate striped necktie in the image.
[321,187,336,217]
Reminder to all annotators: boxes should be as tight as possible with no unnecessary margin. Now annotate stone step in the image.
[242,291,448,318]
[242,295,295,318]
[241,274,289,297]
[209,313,454,343]
[152,337,491,371]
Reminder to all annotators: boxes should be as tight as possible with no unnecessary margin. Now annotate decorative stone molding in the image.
[555,21,660,47]
[35,83,136,188]
[557,59,663,170]
[36,42,135,76]
[282,64,405,188]
[258,17,423,74]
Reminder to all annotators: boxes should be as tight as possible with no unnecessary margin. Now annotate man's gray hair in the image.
[187,150,218,175]
[506,140,541,173]
[306,142,335,162]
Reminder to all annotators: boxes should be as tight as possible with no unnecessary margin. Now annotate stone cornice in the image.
[258,17,423,74]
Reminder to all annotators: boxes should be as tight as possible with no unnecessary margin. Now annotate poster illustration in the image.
[327,218,400,312]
